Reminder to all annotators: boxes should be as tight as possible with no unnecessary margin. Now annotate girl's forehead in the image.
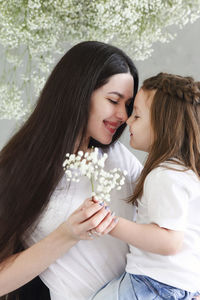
[140,87,155,97]
[141,88,156,103]
[134,88,156,111]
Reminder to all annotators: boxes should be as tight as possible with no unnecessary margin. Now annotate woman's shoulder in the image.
[105,141,139,159]
[102,141,143,180]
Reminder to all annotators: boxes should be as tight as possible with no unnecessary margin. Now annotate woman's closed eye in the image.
[134,115,140,120]
[108,98,118,104]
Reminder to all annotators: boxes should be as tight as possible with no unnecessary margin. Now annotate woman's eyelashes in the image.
[108,98,130,107]
[107,98,131,113]
[108,98,118,104]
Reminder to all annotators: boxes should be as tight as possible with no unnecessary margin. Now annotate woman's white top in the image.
[126,161,200,292]
[26,142,142,300]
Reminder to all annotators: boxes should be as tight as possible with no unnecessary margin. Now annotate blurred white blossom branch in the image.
[0,0,200,120]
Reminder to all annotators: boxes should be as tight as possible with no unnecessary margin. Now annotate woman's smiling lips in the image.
[103,120,120,134]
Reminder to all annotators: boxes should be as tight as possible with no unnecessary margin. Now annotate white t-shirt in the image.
[26,141,142,300]
[126,161,200,292]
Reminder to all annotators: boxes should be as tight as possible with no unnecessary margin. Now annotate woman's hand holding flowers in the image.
[61,198,118,242]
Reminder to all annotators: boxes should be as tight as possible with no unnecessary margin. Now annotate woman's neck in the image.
[73,137,90,154]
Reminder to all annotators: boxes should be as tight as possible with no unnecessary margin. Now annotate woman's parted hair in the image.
[131,72,200,204]
[0,41,138,270]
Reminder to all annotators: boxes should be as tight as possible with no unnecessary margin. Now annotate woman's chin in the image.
[96,136,113,145]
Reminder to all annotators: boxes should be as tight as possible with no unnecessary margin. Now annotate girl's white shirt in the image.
[126,161,200,292]
[26,141,142,300]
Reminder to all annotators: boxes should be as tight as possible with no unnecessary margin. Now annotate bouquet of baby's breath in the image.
[63,147,127,202]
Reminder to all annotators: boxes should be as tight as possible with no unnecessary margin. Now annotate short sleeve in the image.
[143,168,190,231]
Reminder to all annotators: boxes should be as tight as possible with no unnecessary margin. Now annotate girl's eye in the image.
[134,115,140,120]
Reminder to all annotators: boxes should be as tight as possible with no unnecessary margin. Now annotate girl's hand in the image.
[60,198,117,241]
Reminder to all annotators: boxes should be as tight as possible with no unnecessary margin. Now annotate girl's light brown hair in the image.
[130,72,200,204]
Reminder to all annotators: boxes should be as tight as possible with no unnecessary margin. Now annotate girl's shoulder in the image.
[150,160,199,179]
[145,160,200,195]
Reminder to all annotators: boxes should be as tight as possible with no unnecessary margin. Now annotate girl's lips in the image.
[129,130,133,136]
[103,120,119,134]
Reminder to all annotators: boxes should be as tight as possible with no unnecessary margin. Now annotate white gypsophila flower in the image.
[0,84,29,120]
[0,0,200,120]
[63,147,127,202]
[32,74,46,98]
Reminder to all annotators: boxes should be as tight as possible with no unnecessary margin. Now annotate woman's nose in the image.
[116,106,128,122]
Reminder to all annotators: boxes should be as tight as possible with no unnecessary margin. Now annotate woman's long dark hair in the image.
[0,41,138,299]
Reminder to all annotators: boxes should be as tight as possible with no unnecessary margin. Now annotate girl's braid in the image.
[144,72,200,105]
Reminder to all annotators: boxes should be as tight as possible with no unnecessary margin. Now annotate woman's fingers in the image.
[63,198,106,241]
[92,211,119,235]
[101,216,119,235]
[92,210,112,234]
[76,197,95,211]
[77,200,118,236]
[80,205,111,231]
[75,201,104,224]
[64,198,117,241]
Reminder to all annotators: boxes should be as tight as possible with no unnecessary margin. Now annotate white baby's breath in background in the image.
[63,148,127,202]
[0,0,200,120]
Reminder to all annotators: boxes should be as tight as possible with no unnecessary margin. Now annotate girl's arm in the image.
[110,217,184,256]
[0,199,115,296]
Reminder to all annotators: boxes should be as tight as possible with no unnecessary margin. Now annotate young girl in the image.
[90,72,200,299]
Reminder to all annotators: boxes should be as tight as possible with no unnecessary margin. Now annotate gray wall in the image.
[1,19,200,164]
[121,19,200,164]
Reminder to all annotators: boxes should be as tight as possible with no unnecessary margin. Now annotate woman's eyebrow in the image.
[108,91,133,101]
[108,91,124,98]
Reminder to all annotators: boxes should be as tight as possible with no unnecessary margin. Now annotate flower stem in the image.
[91,175,94,200]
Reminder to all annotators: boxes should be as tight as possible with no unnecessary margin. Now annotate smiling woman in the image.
[0,41,142,300]
[87,73,134,145]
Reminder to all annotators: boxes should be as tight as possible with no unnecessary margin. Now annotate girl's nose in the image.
[126,114,133,126]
